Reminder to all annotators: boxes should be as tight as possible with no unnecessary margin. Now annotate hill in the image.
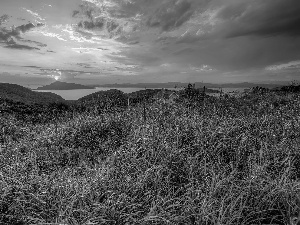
[1,89,300,224]
[88,82,284,89]
[77,89,128,110]
[0,82,65,105]
[36,81,95,90]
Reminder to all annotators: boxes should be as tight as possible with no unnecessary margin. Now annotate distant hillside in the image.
[127,89,161,99]
[88,82,284,89]
[78,89,127,109]
[77,88,220,108]
[0,82,65,105]
[36,81,95,90]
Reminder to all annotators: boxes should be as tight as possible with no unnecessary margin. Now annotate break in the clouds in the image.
[0,0,300,85]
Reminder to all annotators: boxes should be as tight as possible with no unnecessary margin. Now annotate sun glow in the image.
[54,76,60,80]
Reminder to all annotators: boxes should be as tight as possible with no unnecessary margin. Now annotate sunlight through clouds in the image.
[1,0,300,84]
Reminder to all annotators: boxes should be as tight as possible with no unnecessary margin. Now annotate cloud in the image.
[119,0,300,72]
[146,0,193,31]
[15,23,35,33]
[20,39,47,47]
[266,60,300,71]
[71,1,123,39]
[22,66,43,69]
[23,8,45,22]
[212,0,300,38]
[72,10,80,17]
[0,22,36,41]
[190,64,216,72]
[4,43,40,50]
[0,15,9,25]
[77,19,105,30]
[37,23,45,27]
[2,0,300,85]
[70,0,209,42]
[0,16,40,41]
[0,20,45,50]
[39,30,67,41]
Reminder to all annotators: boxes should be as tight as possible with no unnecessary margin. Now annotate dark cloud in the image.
[85,8,93,21]
[214,0,300,38]
[74,1,102,20]
[97,47,109,50]
[71,0,209,40]
[15,23,35,33]
[36,23,45,27]
[0,19,45,50]
[23,66,43,68]
[4,43,40,50]
[0,29,10,42]
[0,23,36,43]
[107,20,119,32]
[72,10,80,17]
[20,39,47,47]
[0,33,41,50]
[146,0,192,31]
[0,22,36,41]
[73,1,111,33]
[171,35,300,71]
[77,19,105,30]
[114,0,210,31]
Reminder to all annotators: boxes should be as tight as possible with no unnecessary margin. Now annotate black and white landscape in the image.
[1,1,300,225]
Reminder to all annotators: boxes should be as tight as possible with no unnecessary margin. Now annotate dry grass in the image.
[0,92,300,225]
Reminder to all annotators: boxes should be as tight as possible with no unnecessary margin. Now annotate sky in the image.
[0,0,300,86]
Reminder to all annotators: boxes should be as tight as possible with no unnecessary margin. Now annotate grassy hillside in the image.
[78,89,128,111]
[0,88,300,225]
[0,83,74,124]
[0,82,65,104]
[77,89,165,109]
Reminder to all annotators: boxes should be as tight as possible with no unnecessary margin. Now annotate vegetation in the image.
[0,84,300,225]
[78,89,128,111]
[0,83,65,105]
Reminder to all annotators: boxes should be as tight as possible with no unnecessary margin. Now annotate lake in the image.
[35,87,247,100]
[35,87,171,100]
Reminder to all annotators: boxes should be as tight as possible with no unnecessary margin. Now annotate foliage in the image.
[0,82,65,105]
[78,89,128,111]
[1,88,300,225]
[127,89,161,105]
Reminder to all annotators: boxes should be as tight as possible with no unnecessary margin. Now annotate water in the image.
[34,87,174,100]
[34,87,248,100]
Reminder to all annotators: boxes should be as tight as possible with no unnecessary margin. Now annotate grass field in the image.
[1,91,300,225]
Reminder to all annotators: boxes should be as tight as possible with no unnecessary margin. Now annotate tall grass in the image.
[0,92,300,224]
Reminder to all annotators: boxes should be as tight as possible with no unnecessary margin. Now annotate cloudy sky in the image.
[0,0,300,86]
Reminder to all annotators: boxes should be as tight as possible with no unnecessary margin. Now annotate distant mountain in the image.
[0,82,65,105]
[88,82,284,89]
[204,82,285,89]
[36,81,94,90]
